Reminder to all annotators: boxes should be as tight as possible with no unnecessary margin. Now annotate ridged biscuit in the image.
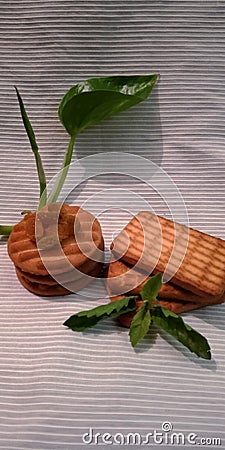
[16,258,101,286]
[8,203,104,295]
[16,263,102,297]
[106,259,223,304]
[111,211,225,298]
[8,204,104,276]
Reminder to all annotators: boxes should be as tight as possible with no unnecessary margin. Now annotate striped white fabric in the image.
[1,1,225,448]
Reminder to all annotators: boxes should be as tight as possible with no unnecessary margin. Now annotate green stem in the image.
[0,225,14,236]
[38,187,48,210]
[46,134,76,205]
[15,87,47,207]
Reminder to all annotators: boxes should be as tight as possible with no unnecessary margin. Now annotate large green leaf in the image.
[63,296,137,332]
[152,306,211,360]
[58,74,159,137]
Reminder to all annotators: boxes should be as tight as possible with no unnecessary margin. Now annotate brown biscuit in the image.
[106,259,223,304]
[16,262,102,297]
[111,211,225,298]
[16,258,101,286]
[107,257,225,327]
[157,296,225,314]
[8,204,104,276]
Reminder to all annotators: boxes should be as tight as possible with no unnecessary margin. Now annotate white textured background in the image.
[1,1,225,449]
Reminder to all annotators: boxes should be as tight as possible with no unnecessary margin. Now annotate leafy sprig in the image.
[64,273,211,360]
[50,74,159,203]
[0,75,159,234]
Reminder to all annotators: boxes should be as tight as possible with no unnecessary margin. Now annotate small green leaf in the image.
[63,296,137,332]
[58,74,159,137]
[152,306,211,360]
[129,303,151,347]
[15,87,47,207]
[140,273,162,304]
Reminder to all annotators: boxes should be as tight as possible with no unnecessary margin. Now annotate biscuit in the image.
[8,203,104,276]
[106,257,225,327]
[106,259,222,304]
[16,262,102,296]
[8,203,104,295]
[111,211,225,298]
[16,258,101,286]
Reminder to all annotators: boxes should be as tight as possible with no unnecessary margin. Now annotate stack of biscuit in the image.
[107,211,225,327]
[8,203,104,296]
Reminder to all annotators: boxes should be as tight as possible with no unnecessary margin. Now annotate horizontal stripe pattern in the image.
[1,0,225,448]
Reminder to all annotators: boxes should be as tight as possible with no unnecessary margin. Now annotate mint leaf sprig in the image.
[64,273,211,360]
[0,75,159,235]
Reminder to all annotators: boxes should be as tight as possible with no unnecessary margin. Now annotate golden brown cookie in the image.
[8,204,104,276]
[16,258,101,286]
[16,262,102,296]
[106,259,223,304]
[106,257,225,328]
[8,203,104,295]
[111,211,225,298]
